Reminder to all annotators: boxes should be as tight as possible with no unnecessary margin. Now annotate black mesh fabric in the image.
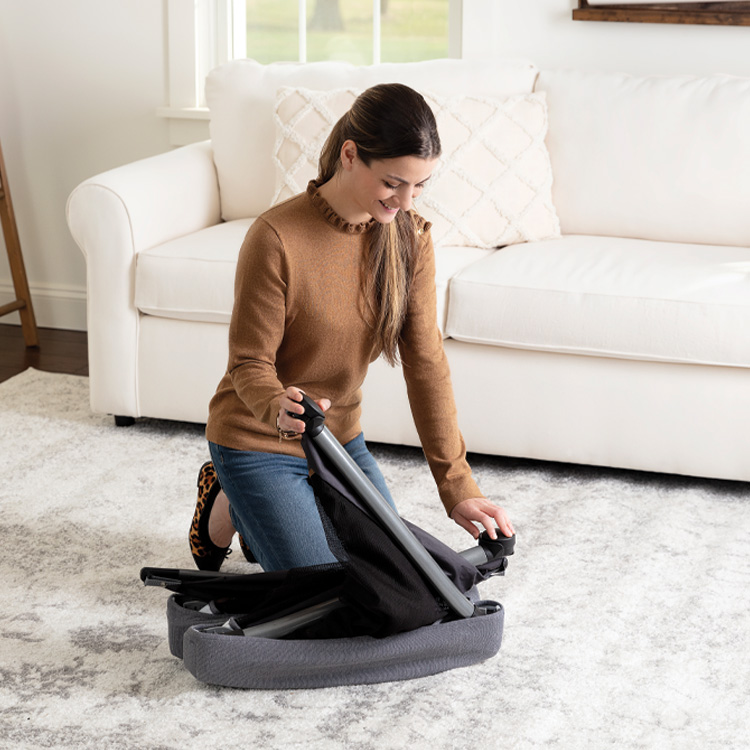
[142,433,497,640]
[142,564,348,621]
[307,471,447,637]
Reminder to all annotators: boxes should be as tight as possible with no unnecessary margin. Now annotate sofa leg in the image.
[114,415,136,427]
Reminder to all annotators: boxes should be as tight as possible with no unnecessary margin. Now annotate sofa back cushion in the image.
[206,58,539,221]
[273,87,560,249]
[536,69,750,247]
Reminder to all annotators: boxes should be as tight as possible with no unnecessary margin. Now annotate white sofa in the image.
[67,58,750,484]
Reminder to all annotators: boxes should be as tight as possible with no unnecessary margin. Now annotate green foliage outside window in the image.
[246,0,450,65]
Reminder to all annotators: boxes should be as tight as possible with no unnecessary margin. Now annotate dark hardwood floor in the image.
[0,324,88,383]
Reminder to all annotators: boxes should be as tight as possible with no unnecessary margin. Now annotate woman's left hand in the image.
[450,497,515,540]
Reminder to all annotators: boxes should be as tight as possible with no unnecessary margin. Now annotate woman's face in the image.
[342,144,438,225]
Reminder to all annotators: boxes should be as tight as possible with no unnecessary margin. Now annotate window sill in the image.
[157,107,211,146]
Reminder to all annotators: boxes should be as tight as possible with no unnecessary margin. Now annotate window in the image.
[161,0,462,144]
[243,0,457,66]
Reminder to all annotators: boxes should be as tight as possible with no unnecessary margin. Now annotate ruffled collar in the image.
[307,181,374,235]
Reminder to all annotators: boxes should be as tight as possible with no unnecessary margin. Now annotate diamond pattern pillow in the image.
[273,87,358,205]
[272,86,560,248]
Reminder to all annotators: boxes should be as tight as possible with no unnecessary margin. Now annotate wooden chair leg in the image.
[0,137,39,348]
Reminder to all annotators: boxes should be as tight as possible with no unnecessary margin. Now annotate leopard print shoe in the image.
[189,461,256,570]
[189,461,232,571]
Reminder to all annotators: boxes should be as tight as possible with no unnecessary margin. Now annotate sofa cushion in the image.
[273,87,560,249]
[135,219,254,323]
[135,221,489,335]
[434,246,496,336]
[536,69,750,247]
[446,235,750,368]
[206,58,538,221]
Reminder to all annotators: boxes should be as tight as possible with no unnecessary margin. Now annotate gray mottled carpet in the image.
[1,368,748,749]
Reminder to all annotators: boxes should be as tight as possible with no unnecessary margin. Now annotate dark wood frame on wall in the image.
[573,1,750,26]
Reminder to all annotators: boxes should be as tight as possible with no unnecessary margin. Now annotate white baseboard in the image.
[0,280,87,331]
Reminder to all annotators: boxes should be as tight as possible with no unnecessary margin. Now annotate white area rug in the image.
[1,368,749,749]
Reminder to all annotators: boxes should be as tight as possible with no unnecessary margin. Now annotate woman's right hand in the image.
[278,386,330,434]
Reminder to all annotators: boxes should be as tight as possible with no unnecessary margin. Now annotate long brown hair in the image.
[317,84,441,365]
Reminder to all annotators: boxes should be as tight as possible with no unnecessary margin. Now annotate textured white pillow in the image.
[272,86,560,248]
[273,88,358,205]
[206,58,538,221]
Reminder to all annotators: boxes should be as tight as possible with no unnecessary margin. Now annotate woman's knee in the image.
[208,442,337,570]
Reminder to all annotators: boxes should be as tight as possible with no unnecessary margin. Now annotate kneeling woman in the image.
[189,83,514,572]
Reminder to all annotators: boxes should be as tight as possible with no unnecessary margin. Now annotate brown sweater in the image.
[206,182,482,515]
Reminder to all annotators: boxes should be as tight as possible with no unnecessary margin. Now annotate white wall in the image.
[0,0,170,330]
[464,0,750,77]
[2,0,749,331]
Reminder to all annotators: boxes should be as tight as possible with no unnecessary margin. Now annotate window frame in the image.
[161,0,463,141]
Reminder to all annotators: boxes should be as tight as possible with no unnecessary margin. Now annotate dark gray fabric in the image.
[167,595,227,659]
[181,604,504,689]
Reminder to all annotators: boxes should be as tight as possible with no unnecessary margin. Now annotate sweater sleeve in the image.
[398,218,484,515]
[226,219,288,427]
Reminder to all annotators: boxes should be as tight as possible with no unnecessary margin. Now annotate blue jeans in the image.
[209,433,396,571]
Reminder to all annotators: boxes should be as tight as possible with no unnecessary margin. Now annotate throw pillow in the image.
[273,87,358,205]
[272,86,560,248]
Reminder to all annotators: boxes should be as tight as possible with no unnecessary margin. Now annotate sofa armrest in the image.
[66,140,222,417]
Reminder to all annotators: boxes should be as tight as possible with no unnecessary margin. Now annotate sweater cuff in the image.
[438,474,484,517]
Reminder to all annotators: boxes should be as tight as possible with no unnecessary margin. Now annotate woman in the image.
[189,83,514,573]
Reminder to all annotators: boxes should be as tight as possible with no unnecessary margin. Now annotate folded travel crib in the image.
[141,395,515,689]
